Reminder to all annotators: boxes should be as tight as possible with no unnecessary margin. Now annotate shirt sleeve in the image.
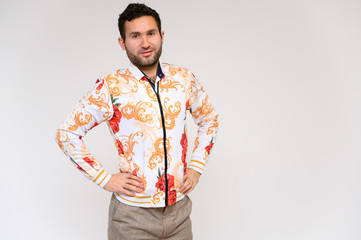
[187,69,220,174]
[55,78,114,188]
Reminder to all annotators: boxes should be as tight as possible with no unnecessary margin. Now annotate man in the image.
[56,3,219,239]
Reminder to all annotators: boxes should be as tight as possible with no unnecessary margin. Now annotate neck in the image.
[138,62,158,83]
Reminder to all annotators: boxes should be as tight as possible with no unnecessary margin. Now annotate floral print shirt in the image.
[56,62,219,207]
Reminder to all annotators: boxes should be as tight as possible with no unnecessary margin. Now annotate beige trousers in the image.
[108,194,193,240]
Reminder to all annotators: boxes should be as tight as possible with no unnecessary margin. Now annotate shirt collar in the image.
[156,64,164,79]
[128,61,164,82]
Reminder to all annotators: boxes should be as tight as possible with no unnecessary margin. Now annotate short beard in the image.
[126,45,162,68]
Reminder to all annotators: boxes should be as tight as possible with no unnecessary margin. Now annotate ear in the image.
[118,37,126,50]
[161,31,164,44]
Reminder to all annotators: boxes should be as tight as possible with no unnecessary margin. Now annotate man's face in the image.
[119,16,164,69]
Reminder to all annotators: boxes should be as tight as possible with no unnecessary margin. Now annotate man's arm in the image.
[55,78,114,187]
[55,78,144,194]
[180,69,219,194]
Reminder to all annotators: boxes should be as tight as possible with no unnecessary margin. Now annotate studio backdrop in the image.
[1,0,361,239]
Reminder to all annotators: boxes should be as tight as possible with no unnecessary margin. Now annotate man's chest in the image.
[108,75,190,128]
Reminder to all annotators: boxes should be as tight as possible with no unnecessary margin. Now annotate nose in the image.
[140,36,150,48]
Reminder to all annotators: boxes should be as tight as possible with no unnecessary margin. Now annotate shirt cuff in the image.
[188,159,206,174]
[91,168,111,188]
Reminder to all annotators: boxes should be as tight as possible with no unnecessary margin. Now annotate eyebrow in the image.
[128,28,158,36]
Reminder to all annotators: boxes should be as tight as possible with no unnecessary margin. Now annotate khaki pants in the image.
[108,194,193,240]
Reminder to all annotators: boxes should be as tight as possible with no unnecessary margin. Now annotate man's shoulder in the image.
[102,68,133,79]
[161,62,192,76]
[100,67,136,82]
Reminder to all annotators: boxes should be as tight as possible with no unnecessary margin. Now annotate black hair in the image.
[118,3,161,40]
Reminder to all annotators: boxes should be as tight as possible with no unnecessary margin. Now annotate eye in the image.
[131,34,139,39]
[148,32,155,36]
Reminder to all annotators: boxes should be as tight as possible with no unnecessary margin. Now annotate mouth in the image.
[140,50,153,57]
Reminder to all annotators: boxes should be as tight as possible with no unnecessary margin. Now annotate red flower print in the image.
[155,173,175,192]
[95,80,104,90]
[109,105,122,134]
[168,174,175,189]
[180,133,188,162]
[181,149,187,162]
[168,190,177,205]
[155,175,166,192]
[185,100,189,111]
[76,164,86,173]
[205,142,214,155]
[112,105,122,122]
[83,157,95,168]
[180,133,187,149]
[89,122,99,130]
[132,169,137,176]
[109,121,119,133]
[115,139,124,155]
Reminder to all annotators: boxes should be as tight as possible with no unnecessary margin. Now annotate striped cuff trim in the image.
[190,159,205,166]
[188,164,204,174]
[92,168,111,188]
[189,159,206,173]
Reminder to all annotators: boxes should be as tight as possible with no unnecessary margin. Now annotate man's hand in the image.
[104,172,144,197]
[180,168,201,195]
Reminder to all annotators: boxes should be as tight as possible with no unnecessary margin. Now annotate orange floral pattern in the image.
[161,97,181,130]
[67,112,92,131]
[148,137,172,170]
[56,62,219,207]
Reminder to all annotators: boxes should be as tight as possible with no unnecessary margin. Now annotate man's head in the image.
[118,3,161,40]
[118,3,164,69]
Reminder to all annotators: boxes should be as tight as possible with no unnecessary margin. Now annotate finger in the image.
[179,178,188,192]
[180,174,189,188]
[127,179,144,189]
[183,183,195,195]
[180,178,192,193]
[127,173,143,183]
[183,182,193,194]
[179,178,187,192]
[124,183,143,193]
[119,188,136,197]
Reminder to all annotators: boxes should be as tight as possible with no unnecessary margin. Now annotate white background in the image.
[1,0,361,239]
